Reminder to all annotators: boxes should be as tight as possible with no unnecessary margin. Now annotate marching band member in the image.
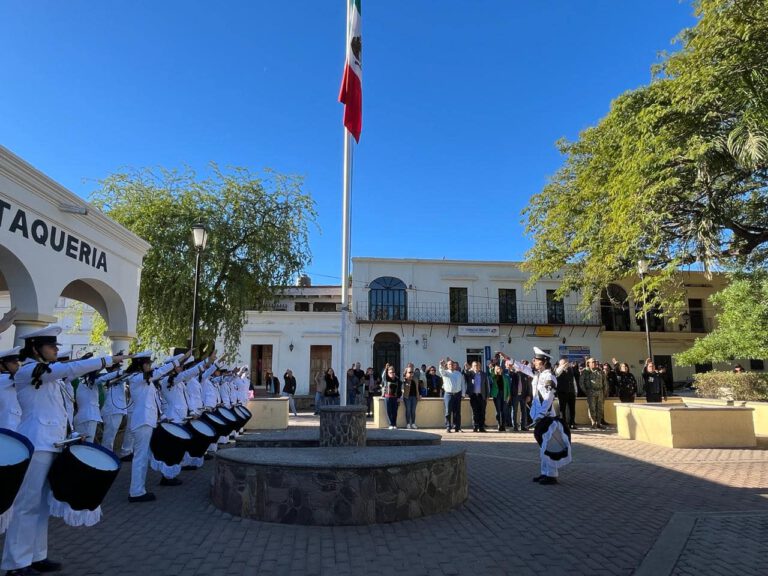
[73,369,102,442]
[0,346,23,431]
[126,350,188,503]
[97,362,128,453]
[512,347,572,485]
[1,325,130,576]
[0,346,23,536]
[159,356,205,473]
[200,359,221,454]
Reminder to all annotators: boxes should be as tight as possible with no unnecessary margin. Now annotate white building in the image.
[0,145,149,354]
[237,257,761,400]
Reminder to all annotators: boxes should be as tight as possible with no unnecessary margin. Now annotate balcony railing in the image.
[357,301,601,326]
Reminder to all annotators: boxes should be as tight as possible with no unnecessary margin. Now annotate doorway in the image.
[373,332,401,377]
[309,345,333,394]
[250,344,273,391]
[466,348,484,369]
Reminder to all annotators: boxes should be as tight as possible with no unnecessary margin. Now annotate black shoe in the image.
[455,428,463,433]
[473,427,478,432]
[479,428,487,433]
[532,475,545,483]
[539,476,559,485]
[446,428,452,433]
[6,567,41,576]
[128,492,156,503]
[570,424,578,430]
[204,453,214,460]
[30,559,61,573]
[120,454,133,462]
[159,477,183,486]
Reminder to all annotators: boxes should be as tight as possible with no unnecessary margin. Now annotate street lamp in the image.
[190,223,208,350]
[637,259,653,364]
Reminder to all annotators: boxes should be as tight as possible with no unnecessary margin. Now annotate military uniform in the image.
[580,365,607,428]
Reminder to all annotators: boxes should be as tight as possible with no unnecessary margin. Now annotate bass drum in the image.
[233,405,252,427]
[48,442,121,527]
[214,407,239,435]
[184,419,217,458]
[0,428,34,516]
[533,417,572,460]
[199,411,229,436]
[150,422,192,466]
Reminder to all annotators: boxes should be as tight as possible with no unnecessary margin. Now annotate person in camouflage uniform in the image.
[580,358,607,428]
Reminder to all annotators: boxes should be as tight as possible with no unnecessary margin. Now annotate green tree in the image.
[90,164,317,356]
[676,271,768,364]
[521,0,768,316]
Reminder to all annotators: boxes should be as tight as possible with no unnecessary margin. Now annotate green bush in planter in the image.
[694,371,768,402]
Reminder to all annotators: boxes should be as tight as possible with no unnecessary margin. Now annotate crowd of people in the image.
[316,353,668,433]
[0,323,252,576]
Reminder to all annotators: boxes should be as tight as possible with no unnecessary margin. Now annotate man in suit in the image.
[555,358,578,429]
[510,361,532,431]
[465,361,490,432]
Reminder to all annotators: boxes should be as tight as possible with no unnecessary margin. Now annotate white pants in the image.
[100,414,124,452]
[1,451,55,570]
[74,420,98,443]
[129,425,153,498]
[120,423,134,456]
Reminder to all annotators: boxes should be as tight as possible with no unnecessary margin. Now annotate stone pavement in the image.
[3,415,768,576]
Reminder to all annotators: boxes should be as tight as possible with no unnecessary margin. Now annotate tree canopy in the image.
[521,0,768,317]
[90,164,316,356]
[675,270,768,365]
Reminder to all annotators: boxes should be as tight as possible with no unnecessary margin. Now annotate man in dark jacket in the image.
[465,361,490,432]
[510,361,532,431]
[555,358,578,429]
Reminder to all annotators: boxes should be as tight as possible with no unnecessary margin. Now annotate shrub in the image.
[694,371,768,402]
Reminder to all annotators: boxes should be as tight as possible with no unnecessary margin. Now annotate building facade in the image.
[237,257,761,398]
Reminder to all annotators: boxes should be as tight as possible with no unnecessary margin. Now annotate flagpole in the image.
[339,0,353,407]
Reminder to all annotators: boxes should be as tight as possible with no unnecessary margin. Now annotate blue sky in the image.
[1,1,697,285]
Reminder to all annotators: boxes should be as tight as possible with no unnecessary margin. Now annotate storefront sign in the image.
[559,345,591,363]
[532,326,557,337]
[457,325,499,337]
[0,198,108,272]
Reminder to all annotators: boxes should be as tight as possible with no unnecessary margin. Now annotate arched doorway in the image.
[373,332,401,377]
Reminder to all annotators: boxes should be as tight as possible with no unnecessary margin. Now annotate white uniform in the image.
[0,373,22,431]
[73,378,102,442]
[97,370,128,453]
[127,362,176,498]
[516,361,573,478]
[201,365,220,409]
[2,355,112,572]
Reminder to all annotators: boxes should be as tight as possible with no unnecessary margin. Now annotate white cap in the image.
[533,346,551,360]
[0,346,22,359]
[133,350,153,361]
[21,325,62,342]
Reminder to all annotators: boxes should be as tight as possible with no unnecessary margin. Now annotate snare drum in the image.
[184,419,217,458]
[199,411,229,436]
[215,406,239,435]
[150,422,192,466]
[48,442,120,512]
[0,428,34,515]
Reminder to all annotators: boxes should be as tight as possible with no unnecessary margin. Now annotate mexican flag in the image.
[339,0,362,142]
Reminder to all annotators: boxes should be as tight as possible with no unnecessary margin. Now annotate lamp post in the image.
[637,258,653,363]
[190,223,208,351]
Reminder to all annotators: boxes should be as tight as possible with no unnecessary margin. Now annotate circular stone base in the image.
[235,428,442,448]
[211,445,467,525]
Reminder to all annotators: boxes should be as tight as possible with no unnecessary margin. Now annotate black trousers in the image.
[469,393,486,430]
[560,392,576,425]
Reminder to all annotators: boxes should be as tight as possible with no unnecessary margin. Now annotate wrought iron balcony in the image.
[356,301,601,326]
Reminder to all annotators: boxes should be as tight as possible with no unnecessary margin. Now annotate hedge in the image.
[694,371,768,402]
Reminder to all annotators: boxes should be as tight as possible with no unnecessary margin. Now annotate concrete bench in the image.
[616,403,756,448]
[245,397,289,430]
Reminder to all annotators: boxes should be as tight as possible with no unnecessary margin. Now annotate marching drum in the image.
[533,417,572,460]
[0,428,34,521]
[184,419,217,458]
[150,422,192,466]
[214,406,239,435]
[233,405,252,427]
[199,411,229,436]
[48,442,120,526]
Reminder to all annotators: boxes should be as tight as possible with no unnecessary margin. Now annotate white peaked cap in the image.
[0,346,22,359]
[22,325,62,340]
[532,346,551,360]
